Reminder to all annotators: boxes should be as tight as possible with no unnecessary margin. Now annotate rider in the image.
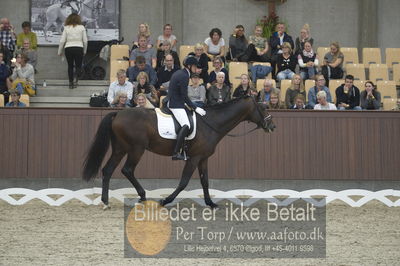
[168,55,206,160]
[61,0,81,14]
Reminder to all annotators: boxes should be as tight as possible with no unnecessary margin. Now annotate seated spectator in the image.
[135,93,155,109]
[268,92,286,109]
[207,72,231,105]
[322,42,344,84]
[0,52,10,103]
[295,24,313,55]
[156,24,177,51]
[285,74,306,108]
[155,54,179,96]
[5,89,26,107]
[0,42,12,66]
[247,25,270,62]
[156,40,180,71]
[188,73,206,108]
[233,74,257,98]
[129,35,156,68]
[335,75,361,110]
[0,18,17,56]
[257,78,280,104]
[276,42,297,81]
[269,23,294,57]
[18,38,37,70]
[314,91,337,110]
[298,41,318,80]
[110,91,130,108]
[204,28,225,61]
[9,53,35,96]
[228,25,248,61]
[107,69,133,105]
[207,56,229,88]
[16,21,37,50]
[127,55,157,85]
[133,71,159,107]
[188,44,209,83]
[289,94,306,109]
[132,23,153,49]
[360,81,381,110]
[307,74,332,108]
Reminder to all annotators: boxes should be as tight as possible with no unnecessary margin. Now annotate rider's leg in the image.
[170,108,190,160]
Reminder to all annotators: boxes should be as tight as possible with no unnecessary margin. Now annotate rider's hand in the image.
[195,107,206,116]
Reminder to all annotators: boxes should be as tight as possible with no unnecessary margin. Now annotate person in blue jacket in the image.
[167,55,206,160]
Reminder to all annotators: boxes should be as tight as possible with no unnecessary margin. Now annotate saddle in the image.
[160,96,195,136]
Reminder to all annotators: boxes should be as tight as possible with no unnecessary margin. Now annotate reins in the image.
[199,115,260,137]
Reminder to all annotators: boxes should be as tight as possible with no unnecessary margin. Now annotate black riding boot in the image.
[172,125,190,160]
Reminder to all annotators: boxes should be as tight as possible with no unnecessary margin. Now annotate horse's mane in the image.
[204,96,251,111]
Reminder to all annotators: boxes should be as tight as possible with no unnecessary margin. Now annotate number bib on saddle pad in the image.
[155,108,197,140]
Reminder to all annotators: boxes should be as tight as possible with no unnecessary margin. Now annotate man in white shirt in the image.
[107,69,133,104]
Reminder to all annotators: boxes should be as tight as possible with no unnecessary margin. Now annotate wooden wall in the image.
[0,108,399,180]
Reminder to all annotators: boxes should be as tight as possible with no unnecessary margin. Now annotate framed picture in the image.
[30,0,120,46]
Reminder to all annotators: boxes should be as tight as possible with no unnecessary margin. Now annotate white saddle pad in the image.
[155,108,197,140]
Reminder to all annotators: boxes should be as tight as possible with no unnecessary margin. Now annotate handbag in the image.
[89,94,109,107]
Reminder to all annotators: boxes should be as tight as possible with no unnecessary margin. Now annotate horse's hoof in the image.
[101,202,110,210]
[138,198,146,203]
[207,202,218,209]
[159,199,167,206]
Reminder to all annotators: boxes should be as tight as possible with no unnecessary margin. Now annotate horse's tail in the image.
[82,112,118,181]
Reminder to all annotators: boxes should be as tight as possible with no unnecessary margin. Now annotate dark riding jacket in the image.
[167,68,197,109]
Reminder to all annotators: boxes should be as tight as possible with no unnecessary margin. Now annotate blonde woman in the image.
[322,42,344,83]
[133,23,152,49]
[135,93,155,109]
[295,24,314,55]
[156,24,177,51]
[268,91,286,109]
[111,91,130,108]
[285,74,306,108]
[276,42,297,81]
[133,71,159,107]
[232,74,257,98]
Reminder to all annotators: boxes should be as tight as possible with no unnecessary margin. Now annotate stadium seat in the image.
[229,62,248,89]
[362,48,381,67]
[346,63,366,80]
[8,94,30,107]
[353,80,366,91]
[341,47,359,64]
[317,47,330,60]
[328,79,344,104]
[377,80,397,100]
[280,79,292,102]
[256,79,277,92]
[382,98,398,110]
[110,45,130,61]
[369,64,389,83]
[392,64,400,86]
[110,60,129,82]
[179,45,195,66]
[385,48,400,68]
[0,94,3,107]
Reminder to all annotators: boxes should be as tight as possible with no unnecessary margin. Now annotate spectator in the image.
[107,69,133,105]
[285,74,306,108]
[155,54,179,95]
[232,74,257,98]
[0,17,17,55]
[133,71,159,107]
[188,73,206,107]
[135,93,155,109]
[307,74,332,109]
[16,21,37,50]
[228,25,248,61]
[257,78,280,104]
[110,91,130,108]
[57,13,87,89]
[204,28,225,60]
[207,71,231,105]
[0,42,12,66]
[268,92,286,109]
[298,41,318,80]
[0,52,10,103]
[290,94,306,109]
[269,23,294,57]
[295,24,313,55]
[207,56,229,88]
[360,81,381,110]
[129,35,156,68]
[156,40,180,71]
[156,24,177,51]
[9,53,35,96]
[247,25,270,62]
[132,23,153,49]
[5,89,25,107]
[188,44,209,83]
[126,55,157,85]
[276,42,297,81]
[335,75,361,110]
[19,38,37,70]
[322,42,344,85]
[314,90,337,110]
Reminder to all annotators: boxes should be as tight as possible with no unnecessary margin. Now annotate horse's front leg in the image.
[198,158,218,208]
[160,158,200,206]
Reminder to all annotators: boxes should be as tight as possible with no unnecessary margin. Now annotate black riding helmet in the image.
[183,55,200,74]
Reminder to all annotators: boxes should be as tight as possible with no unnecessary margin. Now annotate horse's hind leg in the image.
[101,148,125,207]
[121,148,146,202]
[198,158,217,208]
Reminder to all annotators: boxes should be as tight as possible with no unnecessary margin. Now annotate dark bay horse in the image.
[82,96,275,208]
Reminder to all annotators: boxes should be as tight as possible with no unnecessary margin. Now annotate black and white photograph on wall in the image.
[30,0,119,45]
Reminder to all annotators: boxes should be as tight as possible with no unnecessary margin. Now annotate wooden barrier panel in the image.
[0,108,399,180]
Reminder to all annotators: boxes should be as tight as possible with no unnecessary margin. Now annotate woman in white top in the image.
[156,24,177,51]
[204,28,225,61]
[58,13,87,89]
[314,90,337,110]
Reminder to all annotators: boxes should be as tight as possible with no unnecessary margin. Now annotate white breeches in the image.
[169,108,190,129]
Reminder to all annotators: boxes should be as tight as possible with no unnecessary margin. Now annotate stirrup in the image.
[172,150,189,161]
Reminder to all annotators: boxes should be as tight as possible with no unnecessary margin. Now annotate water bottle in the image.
[43,80,47,87]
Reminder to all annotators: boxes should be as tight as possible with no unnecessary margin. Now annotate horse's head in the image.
[249,97,275,133]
